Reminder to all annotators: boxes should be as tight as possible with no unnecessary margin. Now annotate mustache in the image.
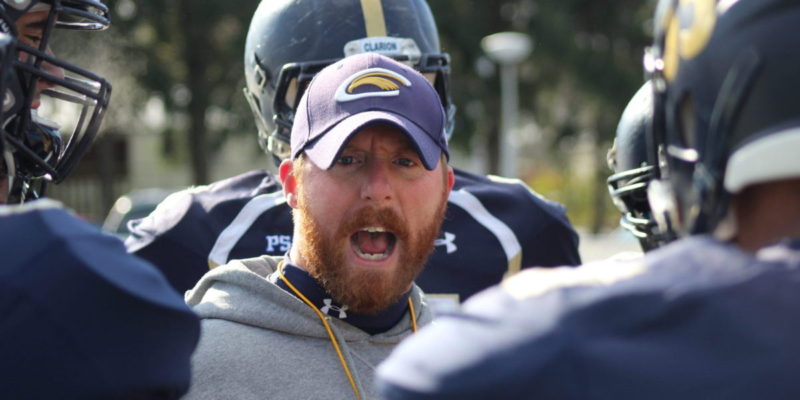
[337,206,409,241]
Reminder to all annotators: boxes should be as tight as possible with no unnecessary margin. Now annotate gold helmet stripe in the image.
[360,0,388,37]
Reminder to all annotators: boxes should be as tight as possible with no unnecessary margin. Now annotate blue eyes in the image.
[395,158,415,167]
[337,155,358,165]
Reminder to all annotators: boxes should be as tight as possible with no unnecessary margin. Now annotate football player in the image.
[126,0,582,306]
[606,81,674,251]
[0,1,199,397]
[377,0,800,398]
[0,0,110,203]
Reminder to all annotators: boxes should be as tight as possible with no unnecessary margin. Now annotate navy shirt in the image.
[377,237,800,399]
[126,168,581,302]
[0,200,200,398]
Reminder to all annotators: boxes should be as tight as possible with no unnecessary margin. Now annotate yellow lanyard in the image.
[277,262,417,400]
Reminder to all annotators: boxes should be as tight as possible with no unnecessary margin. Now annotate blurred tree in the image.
[52,0,653,227]
[94,0,651,190]
[430,0,652,232]
[105,0,258,184]
[431,0,650,154]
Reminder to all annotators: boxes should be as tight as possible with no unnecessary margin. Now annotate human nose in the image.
[360,160,394,203]
[38,47,65,89]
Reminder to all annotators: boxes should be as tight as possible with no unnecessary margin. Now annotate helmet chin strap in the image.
[2,142,14,189]
[1,140,44,204]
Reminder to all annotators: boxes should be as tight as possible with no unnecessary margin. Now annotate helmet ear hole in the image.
[678,94,696,150]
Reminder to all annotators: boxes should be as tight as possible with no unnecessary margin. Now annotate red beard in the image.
[294,199,446,314]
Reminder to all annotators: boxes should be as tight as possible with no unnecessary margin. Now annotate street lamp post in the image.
[481,32,532,178]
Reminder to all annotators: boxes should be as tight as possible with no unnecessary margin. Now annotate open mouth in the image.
[351,227,397,261]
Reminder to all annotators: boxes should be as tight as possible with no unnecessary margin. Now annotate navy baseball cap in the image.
[291,53,449,171]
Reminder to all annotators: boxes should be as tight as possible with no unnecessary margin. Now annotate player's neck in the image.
[287,244,310,273]
[733,179,800,253]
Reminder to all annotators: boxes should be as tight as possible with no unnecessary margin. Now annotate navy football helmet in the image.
[647,0,800,237]
[0,0,111,203]
[607,81,670,251]
[243,0,453,165]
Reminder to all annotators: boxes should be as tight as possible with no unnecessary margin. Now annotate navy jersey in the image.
[126,168,581,302]
[0,199,199,398]
[377,237,800,399]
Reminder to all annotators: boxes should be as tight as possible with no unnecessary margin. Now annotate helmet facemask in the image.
[246,52,451,162]
[607,80,676,251]
[607,161,663,250]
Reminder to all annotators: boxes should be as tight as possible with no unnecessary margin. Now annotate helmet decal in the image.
[664,0,717,81]
[343,37,423,65]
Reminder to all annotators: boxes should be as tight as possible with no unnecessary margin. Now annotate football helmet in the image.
[647,0,800,237]
[0,0,111,203]
[607,81,670,251]
[243,0,453,165]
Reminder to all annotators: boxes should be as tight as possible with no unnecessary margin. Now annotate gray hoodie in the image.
[184,255,432,399]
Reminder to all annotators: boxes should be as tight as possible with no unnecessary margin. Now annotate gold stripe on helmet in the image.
[360,0,388,37]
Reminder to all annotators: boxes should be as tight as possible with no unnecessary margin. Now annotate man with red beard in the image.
[184,52,453,400]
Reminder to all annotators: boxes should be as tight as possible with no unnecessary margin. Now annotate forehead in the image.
[344,123,417,152]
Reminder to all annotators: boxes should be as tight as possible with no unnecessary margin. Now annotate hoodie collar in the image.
[270,261,411,335]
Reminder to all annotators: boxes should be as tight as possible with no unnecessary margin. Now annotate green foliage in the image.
[526,163,619,231]
[428,0,652,230]
[429,0,651,150]
[101,0,260,183]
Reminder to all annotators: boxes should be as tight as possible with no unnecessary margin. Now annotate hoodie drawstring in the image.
[277,261,417,400]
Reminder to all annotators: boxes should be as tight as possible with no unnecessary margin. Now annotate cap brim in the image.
[303,111,445,171]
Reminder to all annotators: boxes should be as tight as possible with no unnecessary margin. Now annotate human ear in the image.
[279,159,299,208]
[446,166,455,192]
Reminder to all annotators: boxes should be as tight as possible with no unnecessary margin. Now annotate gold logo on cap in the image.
[335,67,412,103]
[348,73,402,92]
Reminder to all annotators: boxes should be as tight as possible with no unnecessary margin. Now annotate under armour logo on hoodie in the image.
[321,299,348,319]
